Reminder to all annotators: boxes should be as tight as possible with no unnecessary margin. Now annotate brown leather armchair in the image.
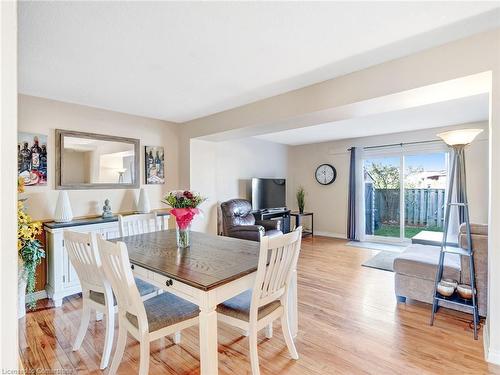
[220,199,282,242]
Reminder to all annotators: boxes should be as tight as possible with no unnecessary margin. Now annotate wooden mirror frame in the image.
[55,129,140,190]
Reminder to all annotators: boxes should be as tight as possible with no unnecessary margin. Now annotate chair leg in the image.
[73,300,91,351]
[173,331,181,344]
[265,322,273,339]
[138,337,150,375]
[108,323,127,375]
[100,306,115,369]
[281,310,299,360]
[249,330,261,375]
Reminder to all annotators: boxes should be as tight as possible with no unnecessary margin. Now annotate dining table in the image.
[115,229,298,375]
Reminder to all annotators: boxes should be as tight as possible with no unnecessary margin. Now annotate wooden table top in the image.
[115,229,260,291]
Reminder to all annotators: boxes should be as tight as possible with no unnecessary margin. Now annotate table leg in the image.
[199,306,218,375]
[288,269,298,337]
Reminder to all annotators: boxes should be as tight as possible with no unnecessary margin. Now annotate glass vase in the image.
[176,223,191,248]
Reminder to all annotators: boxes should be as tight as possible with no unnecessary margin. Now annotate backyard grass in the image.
[374,224,442,239]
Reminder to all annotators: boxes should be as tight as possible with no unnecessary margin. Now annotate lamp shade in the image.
[437,129,483,146]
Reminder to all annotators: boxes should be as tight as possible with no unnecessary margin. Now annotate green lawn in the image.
[374,224,442,239]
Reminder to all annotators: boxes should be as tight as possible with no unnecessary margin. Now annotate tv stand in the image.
[252,209,291,234]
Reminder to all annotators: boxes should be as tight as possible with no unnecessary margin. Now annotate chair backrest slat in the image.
[63,231,107,294]
[251,227,303,318]
[97,236,146,321]
[118,213,158,237]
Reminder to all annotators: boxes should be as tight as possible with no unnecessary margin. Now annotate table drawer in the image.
[152,273,199,304]
[131,264,149,278]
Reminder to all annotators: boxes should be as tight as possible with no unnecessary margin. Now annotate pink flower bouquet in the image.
[162,190,206,247]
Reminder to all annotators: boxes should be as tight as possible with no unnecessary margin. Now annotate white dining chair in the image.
[63,231,158,369]
[118,213,159,237]
[217,226,303,375]
[97,236,200,375]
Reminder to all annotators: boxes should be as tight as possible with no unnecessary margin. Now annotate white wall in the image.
[18,95,180,221]
[0,0,19,370]
[287,122,489,238]
[190,137,289,234]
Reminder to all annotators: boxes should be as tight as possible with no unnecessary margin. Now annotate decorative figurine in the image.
[102,199,113,218]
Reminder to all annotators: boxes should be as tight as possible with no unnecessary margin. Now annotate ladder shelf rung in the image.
[434,294,476,308]
[442,246,471,256]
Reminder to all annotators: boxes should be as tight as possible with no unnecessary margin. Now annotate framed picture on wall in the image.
[145,146,165,184]
[18,132,48,186]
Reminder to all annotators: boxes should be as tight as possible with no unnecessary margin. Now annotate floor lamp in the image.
[430,128,483,339]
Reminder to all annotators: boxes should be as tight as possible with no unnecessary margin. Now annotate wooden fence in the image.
[366,186,446,231]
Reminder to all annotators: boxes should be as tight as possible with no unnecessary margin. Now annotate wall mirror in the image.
[55,129,140,190]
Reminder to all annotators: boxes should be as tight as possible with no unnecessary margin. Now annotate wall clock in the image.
[315,164,337,185]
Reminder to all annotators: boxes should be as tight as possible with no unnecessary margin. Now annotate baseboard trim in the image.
[484,319,500,365]
[314,231,347,239]
[486,348,500,365]
[26,289,47,301]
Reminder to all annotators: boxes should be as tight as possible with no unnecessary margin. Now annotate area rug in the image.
[361,251,399,272]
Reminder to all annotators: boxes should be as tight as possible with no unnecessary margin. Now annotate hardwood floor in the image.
[19,236,500,374]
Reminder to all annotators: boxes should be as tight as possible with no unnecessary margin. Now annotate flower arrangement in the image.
[18,177,45,309]
[162,190,206,248]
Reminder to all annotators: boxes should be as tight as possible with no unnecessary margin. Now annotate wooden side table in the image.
[290,212,313,237]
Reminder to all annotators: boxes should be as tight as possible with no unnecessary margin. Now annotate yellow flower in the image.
[17,177,25,194]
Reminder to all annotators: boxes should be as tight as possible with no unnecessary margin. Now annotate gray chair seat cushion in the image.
[126,292,199,332]
[89,277,158,305]
[393,244,461,281]
[217,290,281,322]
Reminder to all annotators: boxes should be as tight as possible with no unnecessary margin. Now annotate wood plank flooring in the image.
[19,236,500,374]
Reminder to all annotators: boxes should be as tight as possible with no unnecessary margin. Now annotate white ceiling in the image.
[254,94,489,145]
[19,2,500,123]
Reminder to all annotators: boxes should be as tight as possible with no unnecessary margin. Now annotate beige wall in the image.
[18,95,180,221]
[179,28,500,362]
[287,122,489,238]
[190,137,289,234]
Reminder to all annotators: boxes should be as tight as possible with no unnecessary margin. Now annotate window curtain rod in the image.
[347,139,442,151]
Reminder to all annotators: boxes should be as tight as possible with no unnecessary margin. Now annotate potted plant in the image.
[296,186,306,214]
[18,177,45,317]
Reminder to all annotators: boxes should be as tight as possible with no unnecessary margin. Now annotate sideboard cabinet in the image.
[43,213,169,307]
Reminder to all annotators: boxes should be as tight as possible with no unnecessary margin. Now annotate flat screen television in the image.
[251,178,286,211]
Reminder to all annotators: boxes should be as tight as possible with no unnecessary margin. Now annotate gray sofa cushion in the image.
[217,290,281,322]
[89,277,158,306]
[393,244,461,281]
[126,292,199,332]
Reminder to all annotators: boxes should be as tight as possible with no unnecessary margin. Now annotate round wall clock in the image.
[315,164,337,185]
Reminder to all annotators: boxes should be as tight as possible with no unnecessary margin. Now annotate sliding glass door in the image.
[363,147,448,243]
[364,156,402,239]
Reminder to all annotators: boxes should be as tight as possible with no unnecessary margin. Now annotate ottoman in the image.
[393,244,461,305]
